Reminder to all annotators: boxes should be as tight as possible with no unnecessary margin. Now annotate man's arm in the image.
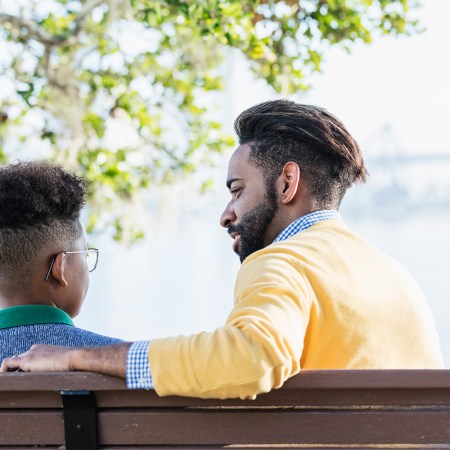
[0,342,132,378]
[1,250,311,399]
[148,250,311,399]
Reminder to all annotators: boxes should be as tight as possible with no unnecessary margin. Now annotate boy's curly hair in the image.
[0,161,87,287]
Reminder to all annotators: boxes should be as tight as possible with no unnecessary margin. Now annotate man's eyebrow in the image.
[226,178,242,189]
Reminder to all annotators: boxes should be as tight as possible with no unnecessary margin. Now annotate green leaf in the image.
[0,0,422,243]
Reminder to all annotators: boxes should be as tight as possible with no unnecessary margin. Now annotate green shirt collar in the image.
[0,305,74,330]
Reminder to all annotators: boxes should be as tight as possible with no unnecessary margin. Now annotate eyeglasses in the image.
[44,248,99,282]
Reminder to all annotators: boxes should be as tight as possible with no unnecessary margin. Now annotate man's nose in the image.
[220,202,236,228]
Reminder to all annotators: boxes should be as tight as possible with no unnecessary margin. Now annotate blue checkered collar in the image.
[273,210,341,243]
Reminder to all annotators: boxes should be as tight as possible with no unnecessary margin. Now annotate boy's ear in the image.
[278,162,301,204]
[50,253,68,288]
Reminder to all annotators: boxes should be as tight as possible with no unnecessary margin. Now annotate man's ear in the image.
[50,253,68,288]
[278,162,300,204]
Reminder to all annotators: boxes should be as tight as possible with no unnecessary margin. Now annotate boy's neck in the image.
[0,290,57,310]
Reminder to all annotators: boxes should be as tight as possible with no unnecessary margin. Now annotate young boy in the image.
[0,161,122,361]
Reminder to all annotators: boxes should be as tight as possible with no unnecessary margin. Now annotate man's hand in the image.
[0,342,132,378]
[0,345,75,372]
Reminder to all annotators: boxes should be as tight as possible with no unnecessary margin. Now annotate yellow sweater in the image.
[149,219,444,399]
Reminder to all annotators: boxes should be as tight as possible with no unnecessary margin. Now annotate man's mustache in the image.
[227,224,243,236]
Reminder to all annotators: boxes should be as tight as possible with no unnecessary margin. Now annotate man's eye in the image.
[231,188,241,196]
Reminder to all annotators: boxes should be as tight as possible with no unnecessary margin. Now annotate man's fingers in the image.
[0,346,55,372]
[1,345,75,372]
[0,355,22,372]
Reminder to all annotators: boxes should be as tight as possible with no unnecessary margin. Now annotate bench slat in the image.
[0,411,64,445]
[1,388,450,408]
[95,409,450,446]
[2,370,450,391]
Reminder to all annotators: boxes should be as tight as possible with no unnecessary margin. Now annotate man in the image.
[1,101,444,399]
[0,161,121,361]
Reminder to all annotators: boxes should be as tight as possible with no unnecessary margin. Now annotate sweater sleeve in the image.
[148,248,312,399]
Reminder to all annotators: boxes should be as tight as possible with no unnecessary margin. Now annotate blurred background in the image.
[1,0,449,365]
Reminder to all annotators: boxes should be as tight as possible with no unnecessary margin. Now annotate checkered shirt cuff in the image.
[126,340,154,389]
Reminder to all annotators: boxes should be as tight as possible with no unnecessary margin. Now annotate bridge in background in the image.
[343,126,450,216]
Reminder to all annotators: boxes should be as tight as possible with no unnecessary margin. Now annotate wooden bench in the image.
[0,370,449,449]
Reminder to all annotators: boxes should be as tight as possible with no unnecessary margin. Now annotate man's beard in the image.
[228,185,278,263]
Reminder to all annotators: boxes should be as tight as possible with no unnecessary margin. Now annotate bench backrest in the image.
[1,370,450,448]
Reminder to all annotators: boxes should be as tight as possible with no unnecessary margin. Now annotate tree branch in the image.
[0,0,106,47]
[0,13,59,46]
[70,0,107,42]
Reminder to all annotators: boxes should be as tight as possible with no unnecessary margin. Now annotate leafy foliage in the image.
[0,0,420,241]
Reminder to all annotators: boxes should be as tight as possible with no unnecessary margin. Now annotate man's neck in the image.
[265,202,321,247]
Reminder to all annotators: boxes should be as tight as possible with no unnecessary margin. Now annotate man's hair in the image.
[234,100,367,208]
[0,161,86,287]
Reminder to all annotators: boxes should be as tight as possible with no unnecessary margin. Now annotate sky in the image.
[229,0,450,156]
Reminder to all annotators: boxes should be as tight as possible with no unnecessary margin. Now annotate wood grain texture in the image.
[2,370,450,392]
[0,370,449,448]
[94,409,450,446]
[0,411,64,445]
